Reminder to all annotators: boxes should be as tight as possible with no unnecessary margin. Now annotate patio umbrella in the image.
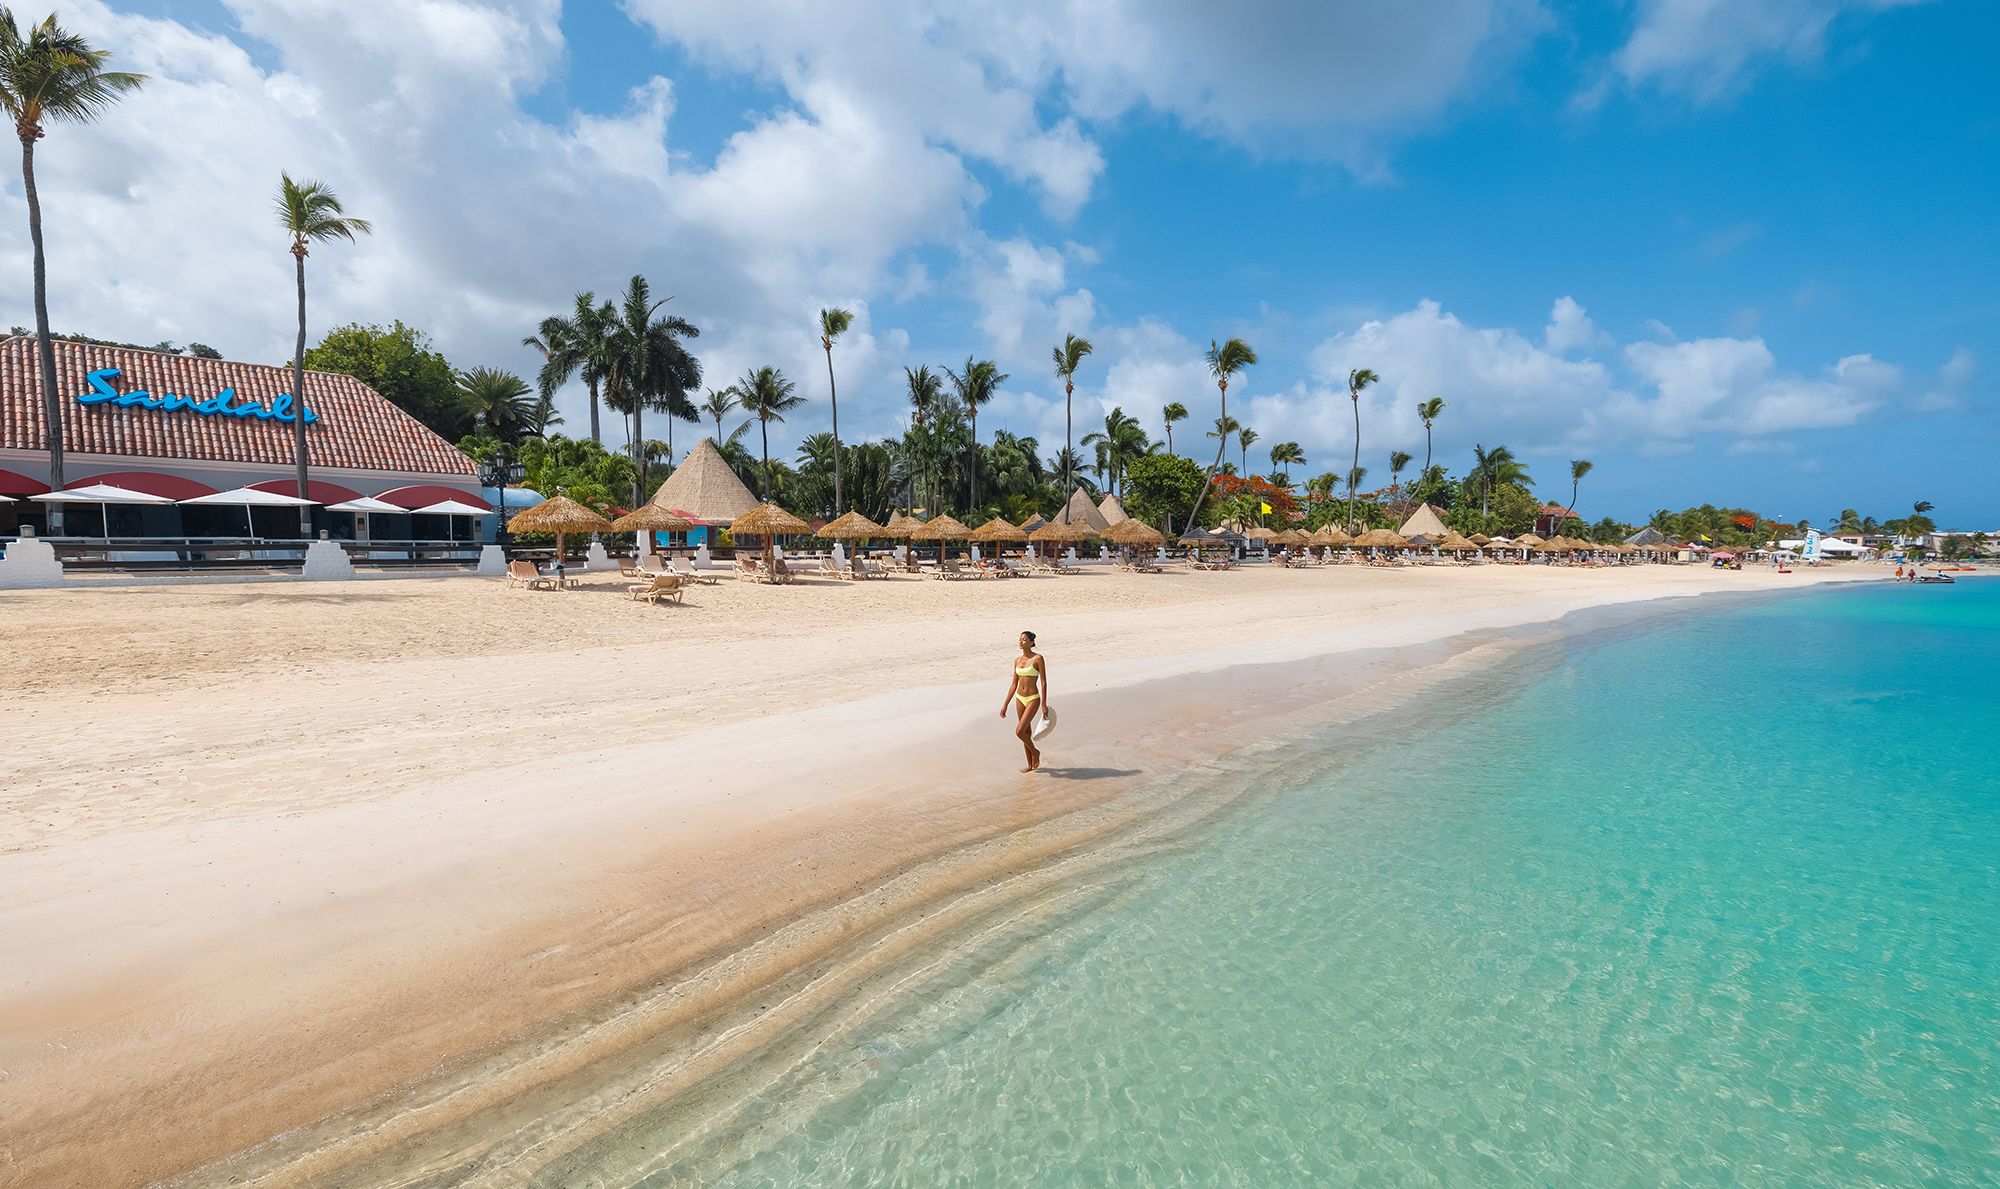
[180,485,319,541]
[1469,533,1493,546]
[324,495,404,514]
[1106,518,1164,547]
[1030,518,1093,561]
[1272,528,1309,547]
[1245,526,1278,543]
[1439,531,1476,552]
[611,505,696,559]
[412,498,494,544]
[1351,528,1408,550]
[1515,533,1544,546]
[819,510,890,574]
[910,513,972,561]
[730,502,812,576]
[31,483,173,541]
[509,494,614,576]
[970,516,1027,544]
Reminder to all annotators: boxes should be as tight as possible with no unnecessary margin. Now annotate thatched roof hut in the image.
[969,516,1027,542]
[1352,528,1408,549]
[610,506,695,534]
[730,503,811,537]
[1059,488,1112,532]
[1107,518,1164,546]
[1031,518,1094,543]
[820,510,888,539]
[509,495,614,562]
[1625,525,1668,547]
[1097,493,1129,526]
[1396,503,1448,540]
[909,514,971,540]
[646,438,759,523]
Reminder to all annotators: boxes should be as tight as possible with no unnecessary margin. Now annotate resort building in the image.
[1532,502,1576,536]
[640,437,759,548]
[1397,503,1449,540]
[0,336,485,541]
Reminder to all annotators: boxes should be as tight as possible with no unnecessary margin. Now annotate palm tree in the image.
[1389,450,1413,503]
[1415,396,1446,504]
[524,292,616,444]
[818,307,853,511]
[1052,334,1093,519]
[1469,443,1531,517]
[1268,441,1305,487]
[701,386,739,441]
[457,367,533,438]
[1347,465,1368,517]
[603,275,700,506]
[945,357,1007,512]
[1162,401,1188,455]
[3,12,144,533]
[1568,459,1594,522]
[1345,368,1378,529]
[1237,426,1259,476]
[277,173,371,533]
[1184,338,1255,534]
[904,365,943,510]
[1079,407,1151,495]
[736,366,804,499]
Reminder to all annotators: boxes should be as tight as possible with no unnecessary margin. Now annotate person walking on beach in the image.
[1001,630,1050,772]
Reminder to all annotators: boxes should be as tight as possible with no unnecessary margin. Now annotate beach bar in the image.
[1,336,487,562]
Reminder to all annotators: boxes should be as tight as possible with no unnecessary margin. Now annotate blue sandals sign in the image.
[75,367,320,424]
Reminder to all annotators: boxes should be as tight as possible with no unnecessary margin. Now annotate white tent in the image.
[180,486,320,541]
[412,498,491,542]
[1778,537,1867,556]
[30,483,173,505]
[325,496,405,514]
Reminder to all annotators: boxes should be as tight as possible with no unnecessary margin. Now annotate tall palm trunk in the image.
[759,417,771,499]
[632,396,645,509]
[1348,396,1361,530]
[967,411,977,514]
[824,345,843,511]
[1422,426,1434,494]
[1570,477,1581,522]
[1165,424,1173,455]
[23,136,64,534]
[1183,384,1227,537]
[292,247,312,534]
[1062,379,1073,523]
[587,378,601,444]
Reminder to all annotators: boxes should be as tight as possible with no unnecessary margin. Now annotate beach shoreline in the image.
[0,563,1880,1186]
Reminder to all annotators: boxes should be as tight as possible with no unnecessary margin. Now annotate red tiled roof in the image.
[1,336,474,476]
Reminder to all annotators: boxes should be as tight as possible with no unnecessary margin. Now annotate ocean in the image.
[652,580,2000,1185]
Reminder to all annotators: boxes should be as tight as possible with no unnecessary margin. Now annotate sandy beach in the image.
[0,560,1878,1186]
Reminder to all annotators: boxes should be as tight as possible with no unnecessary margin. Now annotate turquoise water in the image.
[706,581,2000,1185]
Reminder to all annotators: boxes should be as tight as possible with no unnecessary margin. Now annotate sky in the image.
[4,0,1996,526]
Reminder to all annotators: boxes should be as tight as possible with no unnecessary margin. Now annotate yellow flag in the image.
[1260,501,1272,514]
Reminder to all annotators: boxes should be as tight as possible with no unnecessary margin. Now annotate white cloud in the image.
[1544,296,1606,353]
[1615,0,1932,100]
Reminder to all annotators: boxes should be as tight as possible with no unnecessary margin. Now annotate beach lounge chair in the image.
[772,556,798,584]
[619,559,645,579]
[818,555,848,579]
[668,559,718,585]
[735,556,766,583]
[861,558,893,579]
[627,574,685,605]
[507,560,555,590]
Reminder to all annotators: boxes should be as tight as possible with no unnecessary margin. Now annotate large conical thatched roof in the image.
[509,495,614,535]
[1097,493,1129,526]
[1059,488,1111,532]
[730,503,811,537]
[1352,528,1408,548]
[1397,503,1448,540]
[647,438,759,523]
[1625,525,1667,546]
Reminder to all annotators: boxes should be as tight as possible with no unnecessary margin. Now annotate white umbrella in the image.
[180,486,319,541]
[324,496,404,514]
[31,483,173,542]
[411,498,493,543]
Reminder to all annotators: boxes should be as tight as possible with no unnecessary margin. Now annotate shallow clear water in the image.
[706,581,2000,1186]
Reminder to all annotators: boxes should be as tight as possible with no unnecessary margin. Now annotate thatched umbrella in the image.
[969,516,1027,563]
[731,502,812,577]
[1030,517,1094,561]
[910,513,972,562]
[1107,518,1164,548]
[1532,538,1568,553]
[1515,532,1544,546]
[610,505,695,561]
[1439,531,1477,552]
[509,495,615,575]
[821,510,890,574]
[1245,526,1278,543]
[1352,528,1408,554]
[1272,528,1309,547]
[1469,532,1493,546]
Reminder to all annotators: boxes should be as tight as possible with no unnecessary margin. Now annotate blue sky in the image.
[7,1,1996,524]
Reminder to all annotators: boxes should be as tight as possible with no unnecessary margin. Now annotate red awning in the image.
[71,470,218,500]
[248,478,362,504]
[372,484,490,511]
[0,467,51,496]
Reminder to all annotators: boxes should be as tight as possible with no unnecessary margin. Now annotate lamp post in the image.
[479,455,525,550]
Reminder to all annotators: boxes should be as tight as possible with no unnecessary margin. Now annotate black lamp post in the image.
[479,455,525,549]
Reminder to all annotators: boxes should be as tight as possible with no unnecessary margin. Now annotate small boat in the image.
[1916,572,1956,584]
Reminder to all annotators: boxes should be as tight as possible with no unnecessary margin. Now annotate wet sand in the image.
[0,560,1878,1185]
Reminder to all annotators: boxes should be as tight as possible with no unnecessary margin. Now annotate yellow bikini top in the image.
[1016,662,1038,676]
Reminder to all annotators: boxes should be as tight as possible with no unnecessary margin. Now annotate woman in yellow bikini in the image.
[1000,630,1050,772]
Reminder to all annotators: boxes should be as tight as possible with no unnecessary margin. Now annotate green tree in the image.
[903,365,945,511]
[945,357,1007,512]
[1079,407,1152,495]
[277,174,372,533]
[523,292,615,445]
[456,367,533,439]
[1268,441,1305,487]
[736,366,804,500]
[3,10,144,530]
[1415,397,1446,502]
[701,386,739,441]
[602,275,700,506]
[1568,458,1594,521]
[1237,425,1259,477]
[1185,338,1256,533]
[305,320,460,437]
[1053,333,1093,516]
[818,306,853,511]
[1125,453,1207,534]
[1469,443,1531,517]
[1344,368,1379,529]
[1389,449,1413,504]
[1162,401,1188,455]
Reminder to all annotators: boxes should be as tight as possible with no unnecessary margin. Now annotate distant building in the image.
[1532,502,1574,536]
